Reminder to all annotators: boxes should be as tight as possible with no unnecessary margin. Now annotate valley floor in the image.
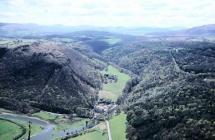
[0,65,130,140]
[69,65,129,140]
[100,65,130,101]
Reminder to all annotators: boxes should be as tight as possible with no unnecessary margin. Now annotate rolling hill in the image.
[149,24,215,37]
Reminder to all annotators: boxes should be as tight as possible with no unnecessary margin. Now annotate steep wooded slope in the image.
[103,41,215,140]
[0,42,102,114]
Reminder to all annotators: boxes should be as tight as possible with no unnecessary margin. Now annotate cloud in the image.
[0,0,215,27]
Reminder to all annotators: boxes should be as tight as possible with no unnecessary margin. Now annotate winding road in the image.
[0,112,97,140]
[0,113,55,140]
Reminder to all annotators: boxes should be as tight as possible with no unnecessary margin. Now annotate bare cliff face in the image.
[0,42,102,114]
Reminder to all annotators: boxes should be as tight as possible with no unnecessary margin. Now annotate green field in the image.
[0,119,23,140]
[70,113,127,140]
[69,130,107,140]
[101,65,130,101]
[19,121,43,139]
[109,113,127,140]
[29,124,42,136]
[68,121,107,140]
[32,111,61,121]
[0,118,43,140]
[102,37,121,45]
[33,111,88,131]
[55,117,89,131]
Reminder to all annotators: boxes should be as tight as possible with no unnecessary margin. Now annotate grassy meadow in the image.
[33,111,88,131]
[69,122,108,140]
[0,118,43,140]
[102,37,121,45]
[0,119,23,140]
[109,113,127,140]
[101,65,130,101]
[69,131,107,140]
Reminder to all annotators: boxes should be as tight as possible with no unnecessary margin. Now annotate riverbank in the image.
[0,65,130,140]
[0,118,25,140]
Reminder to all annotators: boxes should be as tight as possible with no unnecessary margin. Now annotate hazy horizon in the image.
[1,0,215,28]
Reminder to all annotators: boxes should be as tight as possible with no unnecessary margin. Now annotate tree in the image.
[27,121,32,140]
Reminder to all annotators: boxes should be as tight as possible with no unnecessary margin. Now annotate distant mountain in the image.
[149,24,215,37]
[109,27,181,36]
[0,22,182,37]
[181,24,215,36]
[1,22,214,37]
[0,23,79,37]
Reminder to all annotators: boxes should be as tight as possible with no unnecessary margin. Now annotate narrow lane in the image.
[106,120,112,140]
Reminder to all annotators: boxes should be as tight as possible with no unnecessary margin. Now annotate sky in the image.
[0,0,215,27]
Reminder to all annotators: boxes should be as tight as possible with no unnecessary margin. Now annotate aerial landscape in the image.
[0,0,215,140]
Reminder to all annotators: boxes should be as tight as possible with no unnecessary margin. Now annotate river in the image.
[0,113,54,140]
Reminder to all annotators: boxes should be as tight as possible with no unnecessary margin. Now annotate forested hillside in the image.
[0,29,215,140]
[1,0,215,139]
[0,41,102,114]
[103,40,215,140]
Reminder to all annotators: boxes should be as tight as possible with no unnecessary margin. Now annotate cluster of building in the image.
[103,74,118,84]
[92,99,117,120]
